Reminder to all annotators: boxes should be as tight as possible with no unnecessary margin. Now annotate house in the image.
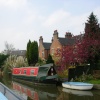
[38,36,51,60]
[50,30,75,61]
[2,50,26,57]
[39,30,76,61]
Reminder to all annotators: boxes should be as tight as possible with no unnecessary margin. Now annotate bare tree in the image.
[4,41,15,54]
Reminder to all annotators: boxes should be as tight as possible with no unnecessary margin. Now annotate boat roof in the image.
[13,63,54,69]
[37,63,54,78]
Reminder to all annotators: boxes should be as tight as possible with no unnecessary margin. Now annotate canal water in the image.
[0,76,100,100]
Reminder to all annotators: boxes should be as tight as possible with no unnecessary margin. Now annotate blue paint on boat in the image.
[0,92,8,100]
[63,82,93,86]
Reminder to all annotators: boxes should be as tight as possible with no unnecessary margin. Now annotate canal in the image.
[0,76,100,100]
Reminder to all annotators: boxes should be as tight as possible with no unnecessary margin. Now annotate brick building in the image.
[50,30,75,62]
[39,30,75,61]
[38,36,51,60]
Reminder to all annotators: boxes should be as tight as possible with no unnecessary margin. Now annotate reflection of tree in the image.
[47,94,56,100]
[27,96,33,100]
[56,87,70,100]
[1,70,12,89]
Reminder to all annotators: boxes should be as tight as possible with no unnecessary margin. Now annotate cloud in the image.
[94,7,100,20]
[43,9,89,35]
[43,7,100,36]
[0,0,27,9]
[43,9,70,26]
[0,1,100,52]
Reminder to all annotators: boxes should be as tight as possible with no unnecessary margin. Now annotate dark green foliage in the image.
[0,54,9,68]
[86,12,100,38]
[26,40,31,65]
[29,42,34,65]
[32,41,38,65]
[37,58,45,66]
[85,12,100,71]
[87,12,98,25]
[26,40,38,66]
[46,54,54,64]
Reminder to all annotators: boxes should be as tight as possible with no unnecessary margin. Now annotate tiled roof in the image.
[58,37,75,46]
[43,42,51,49]
[10,50,26,56]
[73,34,84,41]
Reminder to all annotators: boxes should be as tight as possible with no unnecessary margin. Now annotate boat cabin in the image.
[12,64,58,83]
[12,67,39,76]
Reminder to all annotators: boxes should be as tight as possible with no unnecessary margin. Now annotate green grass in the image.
[86,79,100,84]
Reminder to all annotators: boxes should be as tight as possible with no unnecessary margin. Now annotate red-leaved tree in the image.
[56,12,100,72]
[77,12,100,67]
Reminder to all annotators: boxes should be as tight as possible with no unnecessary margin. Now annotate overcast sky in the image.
[0,0,100,52]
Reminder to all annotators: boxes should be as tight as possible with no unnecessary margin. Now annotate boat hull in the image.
[62,82,93,90]
[12,74,59,85]
[12,64,60,85]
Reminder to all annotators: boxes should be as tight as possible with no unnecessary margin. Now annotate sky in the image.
[0,0,100,52]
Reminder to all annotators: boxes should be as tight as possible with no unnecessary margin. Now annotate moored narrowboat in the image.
[12,64,59,85]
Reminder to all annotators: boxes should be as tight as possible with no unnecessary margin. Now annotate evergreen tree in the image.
[46,54,54,64]
[33,41,38,65]
[86,12,100,63]
[85,12,100,38]
[87,12,98,25]
[26,40,38,66]
[29,42,34,65]
[26,40,31,65]
[77,12,100,71]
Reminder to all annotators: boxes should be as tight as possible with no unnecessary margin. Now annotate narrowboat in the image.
[12,64,59,85]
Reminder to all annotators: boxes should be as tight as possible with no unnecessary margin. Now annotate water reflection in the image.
[61,88,100,100]
[1,75,100,100]
[62,88,93,96]
[12,81,59,100]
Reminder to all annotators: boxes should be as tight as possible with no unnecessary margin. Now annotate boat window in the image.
[48,67,56,76]
[51,68,53,71]
[31,70,34,75]
[24,70,27,74]
[19,70,21,74]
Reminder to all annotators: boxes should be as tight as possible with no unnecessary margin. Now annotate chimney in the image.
[53,30,58,40]
[65,32,72,38]
[51,37,53,42]
[39,36,43,44]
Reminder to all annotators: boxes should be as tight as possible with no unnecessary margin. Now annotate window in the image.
[31,70,34,75]
[52,48,54,55]
[57,48,61,53]
[51,68,53,71]
[19,70,22,74]
[24,70,27,74]
[42,51,44,57]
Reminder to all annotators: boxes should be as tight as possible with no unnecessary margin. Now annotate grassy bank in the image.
[87,79,100,84]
